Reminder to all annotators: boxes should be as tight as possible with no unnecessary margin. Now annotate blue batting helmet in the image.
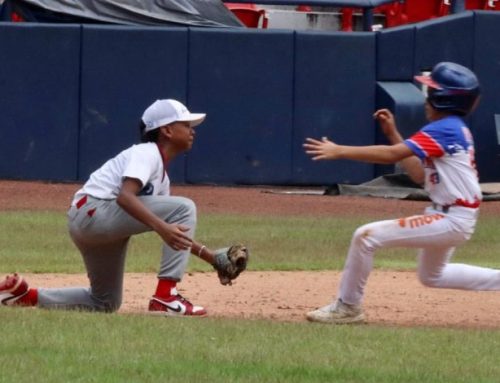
[415,62,480,116]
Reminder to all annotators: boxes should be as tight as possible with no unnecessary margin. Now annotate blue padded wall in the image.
[376,82,426,141]
[187,28,294,184]
[375,82,427,176]
[79,26,189,182]
[377,24,415,81]
[472,11,500,182]
[414,12,474,73]
[293,32,376,185]
[0,23,80,181]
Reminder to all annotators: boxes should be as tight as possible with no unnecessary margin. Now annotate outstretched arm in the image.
[303,137,413,164]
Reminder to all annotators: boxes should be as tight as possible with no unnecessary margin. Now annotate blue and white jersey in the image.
[404,116,482,207]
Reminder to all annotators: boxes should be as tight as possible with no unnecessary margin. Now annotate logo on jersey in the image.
[398,213,444,229]
[429,172,440,185]
[138,182,154,196]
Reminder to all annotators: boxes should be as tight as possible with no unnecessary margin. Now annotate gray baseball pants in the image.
[37,195,196,312]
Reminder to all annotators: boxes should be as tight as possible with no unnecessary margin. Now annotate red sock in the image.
[16,288,38,306]
[154,279,177,299]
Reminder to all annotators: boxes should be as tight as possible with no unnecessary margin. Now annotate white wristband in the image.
[198,245,206,257]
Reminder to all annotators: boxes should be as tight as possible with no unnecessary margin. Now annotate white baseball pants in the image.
[339,205,500,306]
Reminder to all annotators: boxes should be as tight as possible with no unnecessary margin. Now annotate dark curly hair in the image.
[139,120,160,143]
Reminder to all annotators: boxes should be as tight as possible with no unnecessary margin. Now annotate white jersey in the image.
[404,116,482,207]
[72,143,170,205]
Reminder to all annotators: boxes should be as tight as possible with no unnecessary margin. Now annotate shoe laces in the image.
[173,293,193,307]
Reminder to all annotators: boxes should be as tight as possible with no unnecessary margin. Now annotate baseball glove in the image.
[213,244,249,286]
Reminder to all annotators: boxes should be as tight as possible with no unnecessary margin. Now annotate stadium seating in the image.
[224,3,268,28]
[400,0,442,24]
[296,5,312,12]
[484,0,500,9]
[376,2,405,27]
[340,2,405,31]
[225,1,499,31]
[438,0,489,16]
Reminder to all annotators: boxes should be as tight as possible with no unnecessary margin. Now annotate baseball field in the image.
[1,180,500,382]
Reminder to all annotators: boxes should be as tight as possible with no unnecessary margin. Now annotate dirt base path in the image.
[2,180,500,328]
[25,271,500,329]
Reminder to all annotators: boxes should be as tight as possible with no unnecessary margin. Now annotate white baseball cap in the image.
[141,99,206,133]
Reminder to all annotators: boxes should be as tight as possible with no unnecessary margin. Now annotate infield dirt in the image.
[2,181,500,328]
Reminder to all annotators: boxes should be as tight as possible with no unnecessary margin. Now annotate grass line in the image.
[1,212,500,273]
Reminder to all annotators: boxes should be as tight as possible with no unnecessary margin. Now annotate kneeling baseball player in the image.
[0,99,248,316]
[304,62,500,324]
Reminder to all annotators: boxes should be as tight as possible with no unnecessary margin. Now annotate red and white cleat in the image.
[0,273,29,306]
[148,289,206,317]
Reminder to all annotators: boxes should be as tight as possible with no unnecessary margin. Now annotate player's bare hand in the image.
[159,223,193,251]
[303,137,342,161]
[373,109,398,138]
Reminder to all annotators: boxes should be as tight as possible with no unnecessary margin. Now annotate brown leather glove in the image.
[213,244,249,286]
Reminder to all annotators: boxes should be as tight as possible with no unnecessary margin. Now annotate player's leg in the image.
[36,236,128,312]
[307,211,463,324]
[34,199,131,312]
[142,196,197,281]
[73,195,197,280]
[87,195,204,315]
[138,197,205,316]
[418,246,500,290]
[338,212,464,305]
[1,238,128,312]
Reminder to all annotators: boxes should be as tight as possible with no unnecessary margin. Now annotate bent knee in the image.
[352,224,379,252]
[176,197,197,218]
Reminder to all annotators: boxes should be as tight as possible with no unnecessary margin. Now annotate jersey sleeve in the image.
[122,145,157,187]
[404,122,446,160]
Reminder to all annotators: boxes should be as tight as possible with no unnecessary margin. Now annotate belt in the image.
[432,203,451,213]
[432,199,481,213]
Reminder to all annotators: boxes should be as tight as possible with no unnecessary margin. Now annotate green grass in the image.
[1,211,500,273]
[1,309,500,383]
[1,210,500,382]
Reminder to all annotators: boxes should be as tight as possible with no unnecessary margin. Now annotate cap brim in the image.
[179,113,206,127]
[414,75,441,89]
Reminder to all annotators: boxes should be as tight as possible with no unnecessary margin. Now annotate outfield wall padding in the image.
[472,11,500,182]
[375,81,427,177]
[413,12,474,73]
[0,23,80,181]
[1,11,500,185]
[186,28,295,185]
[79,26,189,182]
[376,24,415,81]
[292,31,376,185]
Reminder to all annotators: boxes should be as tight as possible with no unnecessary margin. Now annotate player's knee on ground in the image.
[91,293,122,313]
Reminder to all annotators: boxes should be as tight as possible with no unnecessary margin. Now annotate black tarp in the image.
[0,0,243,27]
[324,174,500,201]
